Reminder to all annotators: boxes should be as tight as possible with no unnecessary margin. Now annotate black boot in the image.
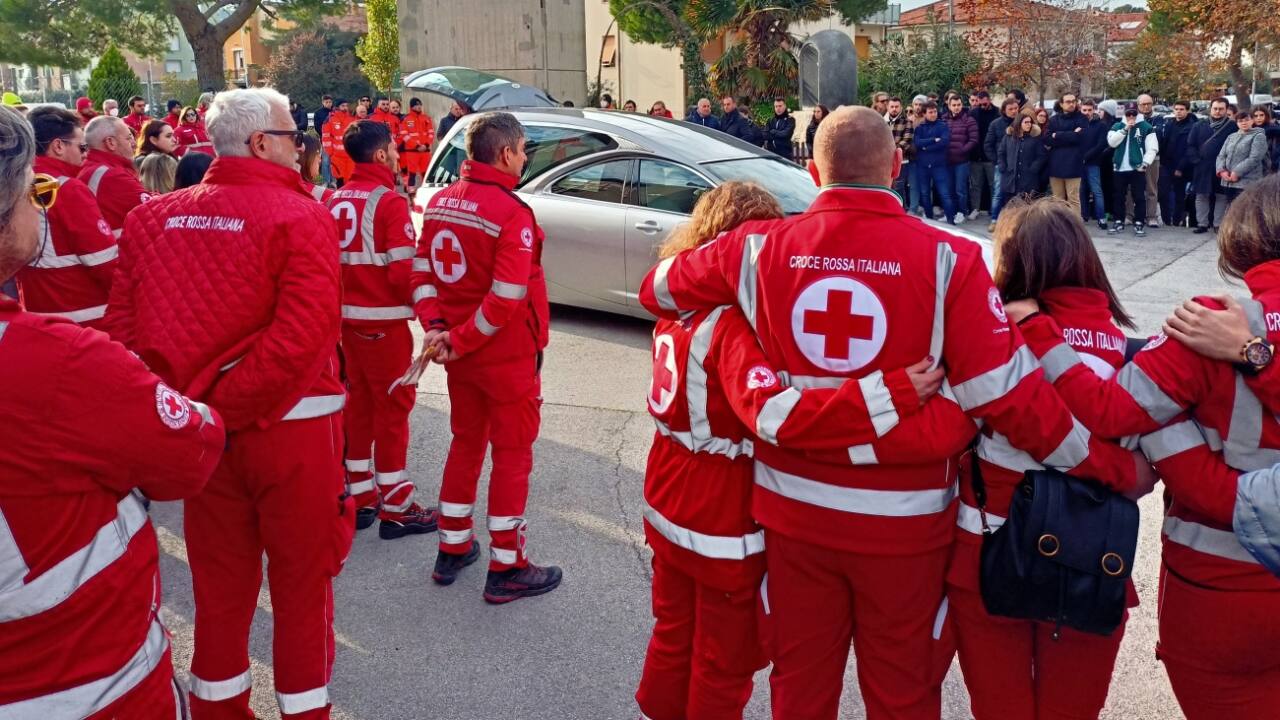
[378,504,440,540]
[483,562,563,604]
[432,542,481,585]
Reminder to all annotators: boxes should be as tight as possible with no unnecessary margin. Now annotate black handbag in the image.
[970,444,1140,637]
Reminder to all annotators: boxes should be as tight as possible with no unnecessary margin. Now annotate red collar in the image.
[86,148,136,173]
[202,156,307,193]
[349,163,397,189]
[810,184,905,216]
[33,155,83,178]
[1245,260,1280,297]
[462,160,519,190]
[1039,286,1114,325]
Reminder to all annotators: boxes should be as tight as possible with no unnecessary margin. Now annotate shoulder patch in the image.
[155,383,191,429]
[746,365,778,390]
[97,218,112,237]
[1142,333,1168,352]
[988,287,1007,323]
[520,227,533,248]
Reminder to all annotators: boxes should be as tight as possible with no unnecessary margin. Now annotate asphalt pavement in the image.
[153,220,1235,719]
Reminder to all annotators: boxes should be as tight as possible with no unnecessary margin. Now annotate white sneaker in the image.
[968,210,981,220]
[954,213,967,224]
[1148,218,1161,228]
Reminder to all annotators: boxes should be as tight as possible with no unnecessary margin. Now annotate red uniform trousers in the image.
[401,150,430,178]
[86,647,182,719]
[438,356,540,571]
[185,415,353,720]
[1157,563,1280,719]
[330,154,354,183]
[635,553,765,720]
[947,586,1124,720]
[762,530,953,720]
[341,323,416,517]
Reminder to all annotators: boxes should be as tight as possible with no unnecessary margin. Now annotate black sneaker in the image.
[483,562,563,604]
[1193,226,1209,234]
[1134,223,1147,237]
[378,504,440,540]
[432,542,481,586]
[355,506,378,531]
[1108,221,1122,235]
[1097,219,1108,231]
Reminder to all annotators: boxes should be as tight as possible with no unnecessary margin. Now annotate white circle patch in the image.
[430,229,467,283]
[97,218,112,237]
[746,365,778,390]
[1142,333,1168,352]
[330,201,359,250]
[155,383,191,429]
[649,334,679,414]
[404,222,416,241]
[791,277,887,372]
[520,227,533,248]
[988,288,1007,323]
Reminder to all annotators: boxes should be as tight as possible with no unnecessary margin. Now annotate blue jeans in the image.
[894,164,911,210]
[1080,165,1105,221]
[991,166,1004,221]
[914,163,956,223]
[949,162,971,215]
[908,163,921,212]
[320,151,333,186]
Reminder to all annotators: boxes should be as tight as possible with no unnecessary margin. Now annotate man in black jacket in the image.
[984,96,1021,229]
[1157,100,1197,227]
[968,91,1000,218]
[764,97,796,161]
[719,96,761,145]
[1186,97,1236,233]
[313,95,333,185]
[1079,98,1112,229]
[1043,92,1089,214]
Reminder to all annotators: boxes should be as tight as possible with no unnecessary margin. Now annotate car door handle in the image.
[634,220,663,233]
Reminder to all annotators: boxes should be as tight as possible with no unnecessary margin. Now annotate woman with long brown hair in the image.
[997,110,1047,199]
[133,119,177,171]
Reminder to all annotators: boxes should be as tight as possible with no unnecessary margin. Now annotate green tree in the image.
[608,0,711,105]
[356,0,399,93]
[861,30,983,103]
[0,0,170,69]
[160,74,203,109]
[86,45,144,110]
[264,29,373,111]
[1149,0,1280,111]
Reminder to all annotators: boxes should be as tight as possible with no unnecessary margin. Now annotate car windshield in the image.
[701,158,818,214]
[428,124,618,187]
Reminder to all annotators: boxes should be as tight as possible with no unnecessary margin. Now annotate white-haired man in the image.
[102,87,348,719]
[79,116,151,237]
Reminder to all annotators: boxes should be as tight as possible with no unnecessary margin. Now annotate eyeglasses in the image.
[57,137,88,154]
[247,129,306,148]
[30,173,59,210]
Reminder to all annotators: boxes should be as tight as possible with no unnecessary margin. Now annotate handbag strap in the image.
[967,435,995,534]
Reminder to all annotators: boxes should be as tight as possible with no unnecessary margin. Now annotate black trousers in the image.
[1158,165,1188,226]
[1112,170,1146,225]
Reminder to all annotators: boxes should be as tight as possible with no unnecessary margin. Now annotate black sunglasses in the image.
[246,129,305,148]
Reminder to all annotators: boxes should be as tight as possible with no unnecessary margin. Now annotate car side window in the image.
[428,130,467,185]
[635,159,711,215]
[548,160,630,204]
[521,126,618,187]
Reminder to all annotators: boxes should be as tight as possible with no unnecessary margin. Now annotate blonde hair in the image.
[139,152,177,194]
[658,181,783,259]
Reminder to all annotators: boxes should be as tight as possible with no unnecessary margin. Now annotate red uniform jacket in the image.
[370,109,403,144]
[163,111,181,129]
[647,305,972,590]
[640,185,1136,555]
[102,156,344,432]
[411,160,550,370]
[174,122,213,157]
[400,109,435,151]
[78,149,151,238]
[327,163,416,327]
[0,296,224,713]
[17,156,118,326]
[1020,263,1280,593]
[122,112,148,136]
[322,111,355,160]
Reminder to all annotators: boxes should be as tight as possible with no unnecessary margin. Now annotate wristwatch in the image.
[1240,336,1275,373]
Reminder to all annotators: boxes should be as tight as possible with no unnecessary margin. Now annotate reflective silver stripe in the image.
[276,686,329,714]
[188,668,253,702]
[858,370,900,437]
[487,515,523,531]
[379,482,413,513]
[756,387,802,445]
[490,547,518,564]
[412,257,431,272]
[440,528,474,544]
[0,619,169,718]
[39,304,107,323]
[473,307,500,336]
[1162,516,1258,564]
[736,234,766,327]
[1041,416,1092,472]
[281,394,346,421]
[952,346,1038,411]
[86,165,110,196]
[440,502,473,517]
[0,494,147,622]
[412,285,437,303]
[651,256,678,312]
[374,470,406,485]
[1115,363,1183,424]
[111,228,122,239]
[642,503,765,560]
[956,502,1006,535]
[0,322,7,345]
[754,462,958,517]
[359,186,390,251]
[0,503,28,592]
[932,596,949,640]
[777,372,844,389]
[1140,420,1215,463]
[347,479,375,494]
[652,417,754,459]
[341,304,413,320]
[189,399,215,427]
[847,444,878,464]
[931,243,957,362]
[491,279,527,300]
[345,458,371,473]
[339,246,416,266]
[760,572,770,614]
[1241,297,1269,338]
[220,356,243,372]
[310,184,327,201]
[1039,343,1081,383]
[976,432,1041,474]
[422,208,501,237]
[1224,375,1280,470]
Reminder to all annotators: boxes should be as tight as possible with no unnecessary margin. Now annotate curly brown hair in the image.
[658,181,783,259]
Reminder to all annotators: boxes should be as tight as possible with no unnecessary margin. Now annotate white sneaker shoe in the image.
[953,213,967,224]
[968,210,981,220]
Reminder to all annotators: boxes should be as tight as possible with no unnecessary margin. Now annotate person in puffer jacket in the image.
[102,88,349,720]
[1236,462,1280,578]
[1216,112,1268,205]
[942,95,978,222]
[912,100,956,223]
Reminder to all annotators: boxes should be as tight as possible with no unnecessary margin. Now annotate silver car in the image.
[407,68,991,319]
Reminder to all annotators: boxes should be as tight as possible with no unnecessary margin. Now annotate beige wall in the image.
[583,1,686,113]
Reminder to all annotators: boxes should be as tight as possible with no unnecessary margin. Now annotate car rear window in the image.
[427,123,618,188]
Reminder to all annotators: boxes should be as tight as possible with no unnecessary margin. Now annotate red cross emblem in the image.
[154,383,191,429]
[330,200,358,249]
[649,334,678,413]
[791,277,887,372]
[430,229,466,283]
